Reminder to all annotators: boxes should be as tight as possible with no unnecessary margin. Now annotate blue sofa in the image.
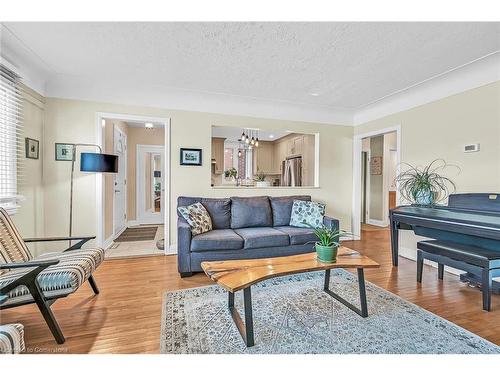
[177,195,339,277]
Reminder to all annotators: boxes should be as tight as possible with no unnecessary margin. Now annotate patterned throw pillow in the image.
[289,200,325,229]
[177,202,213,236]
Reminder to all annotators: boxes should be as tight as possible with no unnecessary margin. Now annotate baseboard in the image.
[113,226,127,238]
[127,220,139,227]
[102,235,115,250]
[399,246,463,276]
[166,243,177,255]
[340,235,358,241]
[366,219,388,227]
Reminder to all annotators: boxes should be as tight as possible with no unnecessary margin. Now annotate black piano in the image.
[389,193,500,291]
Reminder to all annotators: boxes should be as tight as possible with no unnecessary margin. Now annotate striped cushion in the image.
[0,208,33,275]
[0,247,104,306]
[0,324,25,354]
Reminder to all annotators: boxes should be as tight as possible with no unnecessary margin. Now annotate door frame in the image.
[352,125,401,239]
[136,144,164,225]
[95,112,171,254]
[360,150,370,224]
[112,124,128,237]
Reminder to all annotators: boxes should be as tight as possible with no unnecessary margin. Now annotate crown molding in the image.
[353,52,500,125]
[0,25,49,96]
[45,75,354,125]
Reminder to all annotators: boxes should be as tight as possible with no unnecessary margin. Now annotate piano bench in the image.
[416,240,500,312]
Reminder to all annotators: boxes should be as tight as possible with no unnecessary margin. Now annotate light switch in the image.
[463,143,480,153]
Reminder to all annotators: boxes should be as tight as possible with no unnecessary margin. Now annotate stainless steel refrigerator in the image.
[282,156,302,187]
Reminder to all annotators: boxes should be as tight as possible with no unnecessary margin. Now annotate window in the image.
[0,64,23,214]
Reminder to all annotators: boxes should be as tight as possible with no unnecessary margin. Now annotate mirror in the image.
[211,126,318,187]
[145,152,162,212]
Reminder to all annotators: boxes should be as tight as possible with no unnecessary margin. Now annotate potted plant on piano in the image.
[396,159,459,206]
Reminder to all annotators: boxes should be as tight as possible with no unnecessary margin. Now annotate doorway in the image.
[136,145,165,225]
[352,125,401,239]
[95,113,171,257]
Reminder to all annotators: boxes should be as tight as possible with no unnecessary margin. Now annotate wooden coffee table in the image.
[201,247,380,347]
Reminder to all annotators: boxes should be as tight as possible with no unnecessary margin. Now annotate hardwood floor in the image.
[1,224,498,353]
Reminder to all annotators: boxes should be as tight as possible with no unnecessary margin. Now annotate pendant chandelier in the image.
[239,128,259,149]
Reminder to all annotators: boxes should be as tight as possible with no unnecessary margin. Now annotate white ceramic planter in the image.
[255,181,270,188]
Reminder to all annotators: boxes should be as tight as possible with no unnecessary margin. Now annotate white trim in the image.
[0,25,49,96]
[364,149,371,224]
[313,133,320,188]
[95,112,171,254]
[353,52,500,125]
[112,124,128,237]
[112,225,127,240]
[48,76,353,125]
[102,235,115,250]
[366,219,388,228]
[127,220,139,227]
[352,125,401,239]
[166,243,177,255]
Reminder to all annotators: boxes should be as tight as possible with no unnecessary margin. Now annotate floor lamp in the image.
[69,144,118,245]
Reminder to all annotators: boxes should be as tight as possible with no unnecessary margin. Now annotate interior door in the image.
[113,125,127,235]
[137,145,164,224]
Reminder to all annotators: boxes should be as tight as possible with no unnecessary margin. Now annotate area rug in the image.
[160,270,500,354]
[114,226,158,242]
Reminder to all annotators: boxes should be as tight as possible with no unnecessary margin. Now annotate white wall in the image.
[355,81,500,260]
[14,85,46,256]
[41,97,354,252]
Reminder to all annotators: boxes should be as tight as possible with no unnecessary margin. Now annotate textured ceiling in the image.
[2,22,500,109]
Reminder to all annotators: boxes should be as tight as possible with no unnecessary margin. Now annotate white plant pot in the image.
[256,181,270,188]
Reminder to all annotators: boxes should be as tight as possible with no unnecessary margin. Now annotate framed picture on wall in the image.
[180,148,202,166]
[25,137,39,159]
[55,143,75,161]
[370,156,382,175]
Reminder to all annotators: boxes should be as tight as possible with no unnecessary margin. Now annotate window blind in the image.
[0,63,23,213]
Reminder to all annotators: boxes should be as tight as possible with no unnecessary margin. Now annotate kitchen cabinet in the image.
[302,134,315,186]
[275,139,288,174]
[211,137,225,174]
[254,141,282,175]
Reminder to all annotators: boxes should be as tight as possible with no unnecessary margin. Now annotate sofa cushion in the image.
[289,200,325,228]
[177,196,231,229]
[230,196,272,229]
[178,202,213,236]
[275,226,318,245]
[190,229,244,252]
[234,227,289,249]
[270,195,311,226]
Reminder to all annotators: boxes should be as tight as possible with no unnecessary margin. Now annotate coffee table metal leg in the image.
[323,268,369,317]
[228,287,255,347]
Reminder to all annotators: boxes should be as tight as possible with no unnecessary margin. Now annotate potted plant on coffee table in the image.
[308,224,343,263]
[395,159,459,206]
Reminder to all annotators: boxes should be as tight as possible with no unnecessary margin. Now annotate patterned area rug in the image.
[160,270,500,354]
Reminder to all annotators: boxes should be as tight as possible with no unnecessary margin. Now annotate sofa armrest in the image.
[323,216,339,231]
[177,218,193,274]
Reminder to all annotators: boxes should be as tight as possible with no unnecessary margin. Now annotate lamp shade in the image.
[80,152,118,173]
